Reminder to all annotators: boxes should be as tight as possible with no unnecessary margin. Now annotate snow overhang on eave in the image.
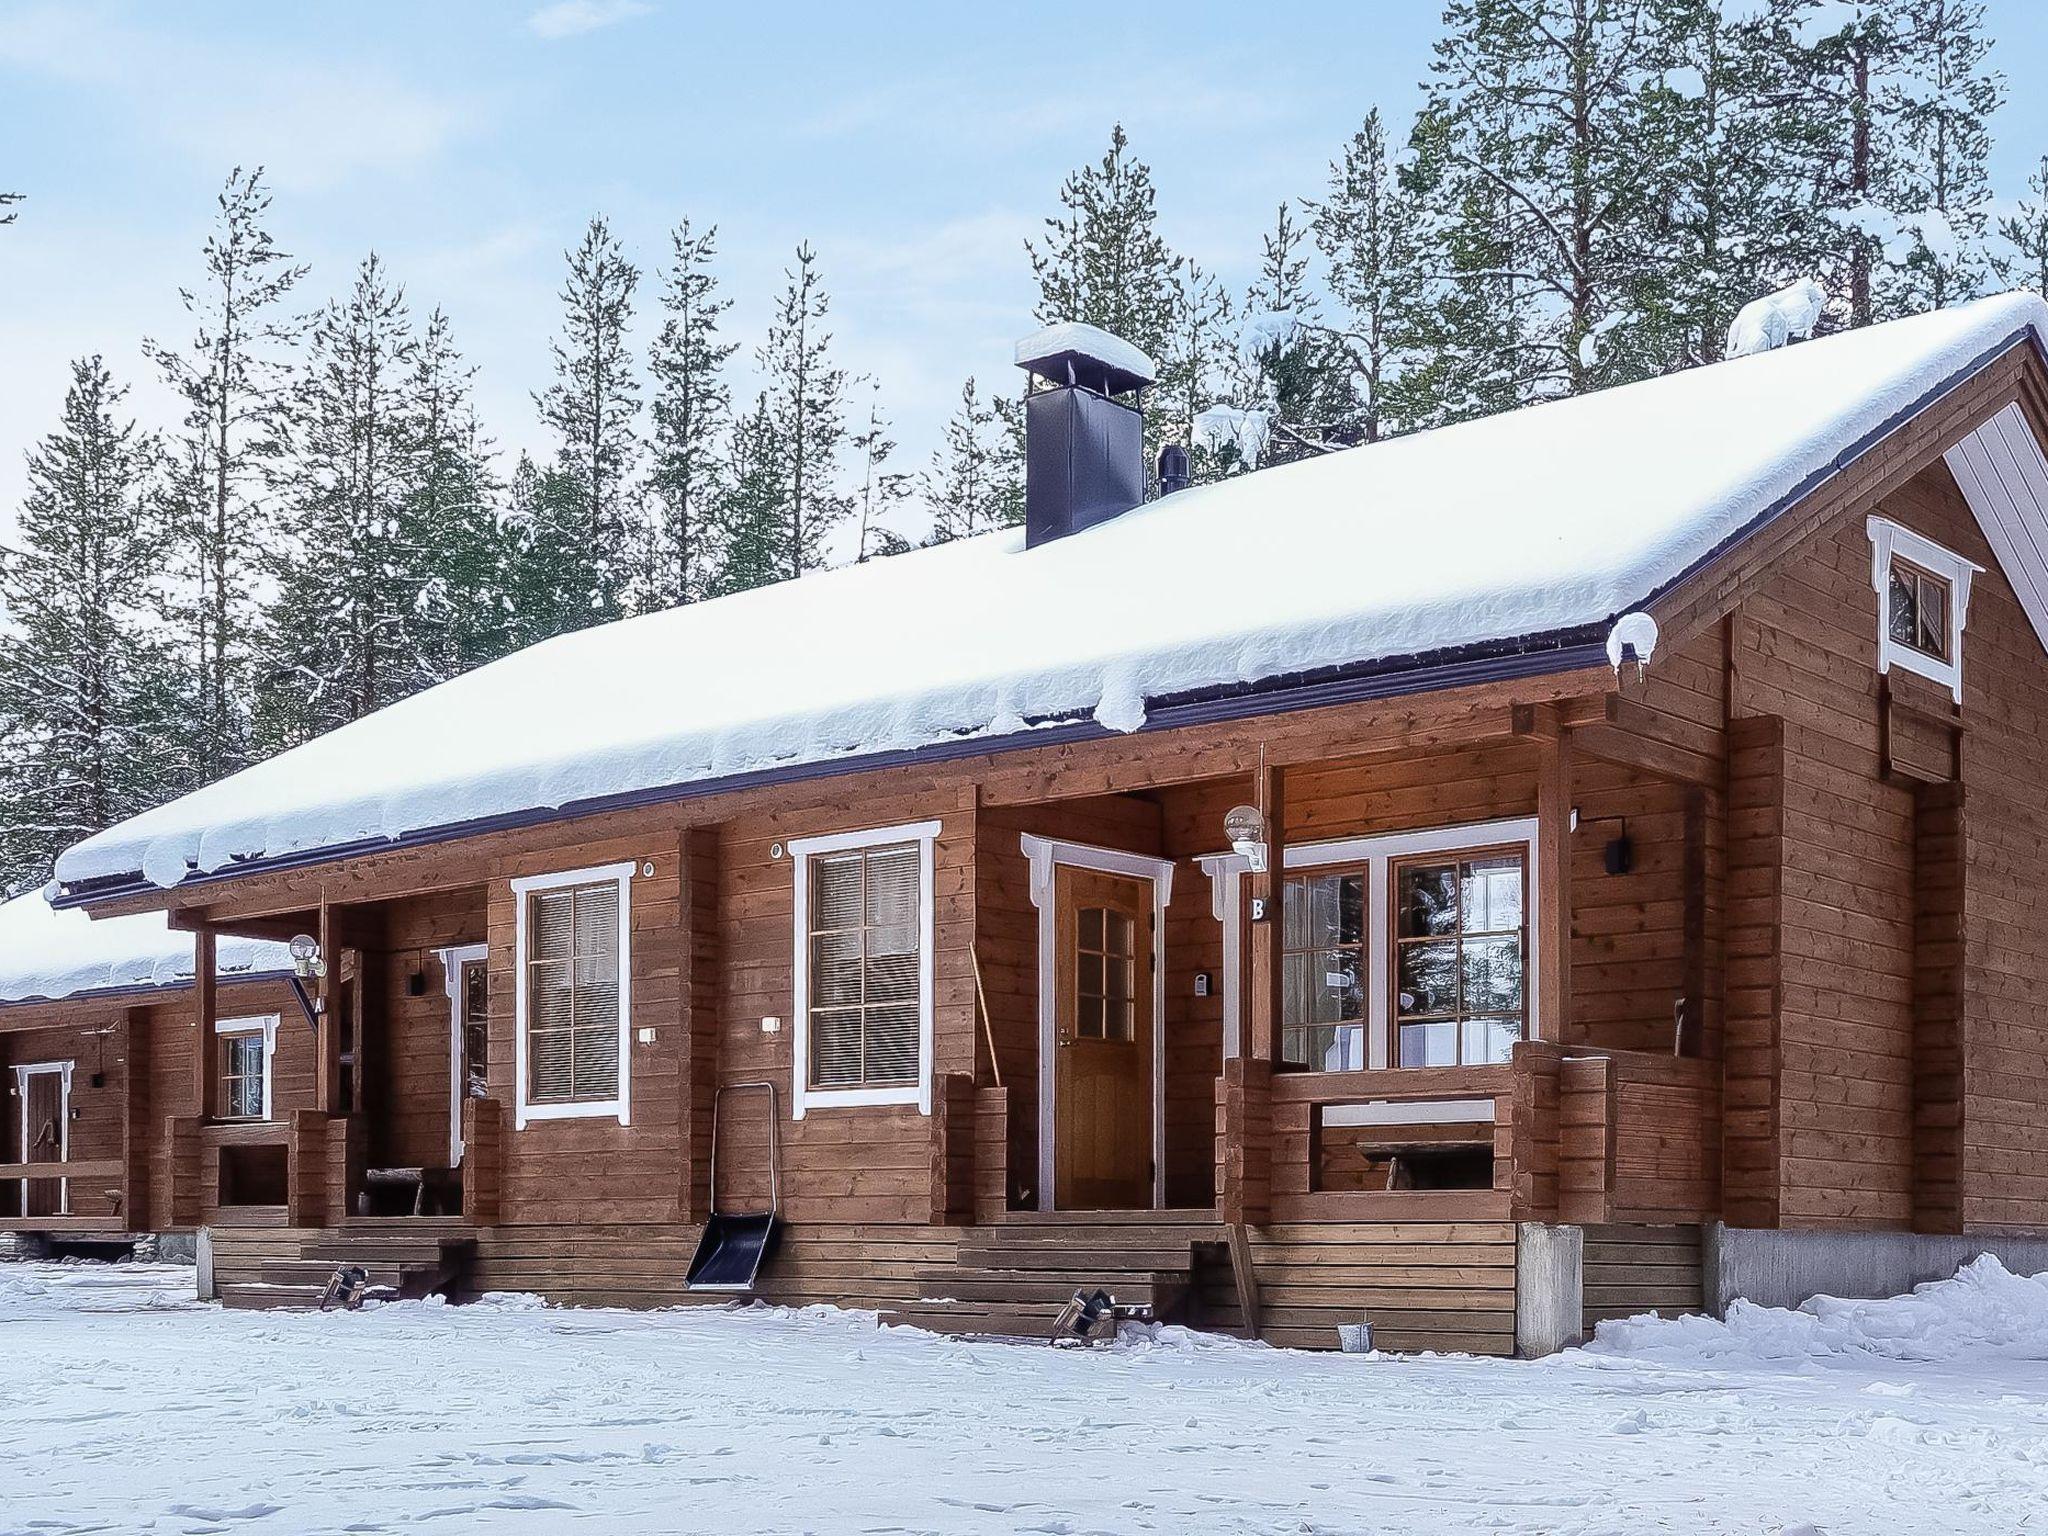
[0,966,298,1013]
[51,628,1614,912]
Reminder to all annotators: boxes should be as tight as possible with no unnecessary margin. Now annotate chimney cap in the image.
[1014,321,1156,395]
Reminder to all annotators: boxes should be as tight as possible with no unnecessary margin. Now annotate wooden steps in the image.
[210,1221,476,1312]
[881,1210,1223,1342]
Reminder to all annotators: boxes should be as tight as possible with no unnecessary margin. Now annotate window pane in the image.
[530,1027,573,1102]
[1461,935,1525,1016]
[1463,1017,1523,1065]
[1077,950,1104,998]
[1104,955,1132,1005]
[570,1023,619,1100]
[1918,575,1947,657]
[814,854,864,929]
[1105,995,1133,1042]
[1397,940,1458,1018]
[1282,951,1309,1028]
[1079,905,1105,950]
[866,945,918,1005]
[1304,1023,1366,1071]
[864,1003,920,1084]
[1462,857,1523,932]
[1889,567,1919,646]
[813,931,864,1007]
[1281,878,1308,949]
[1399,1020,1460,1067]
[811,1008,865,1088]
[1280,1025,1307,1067]
[1397,864,1461,937]
[530,889,574,961]
[866,846,918,929]
[572,884,618,960]
[1310,948,1359,1025]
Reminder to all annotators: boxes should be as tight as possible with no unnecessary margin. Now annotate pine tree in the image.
[644,219,737,608]
[535,216,642,621]
[1409,0,1663,403]
[753,243,850,583]
[0,358,180,888]
[1310,108,1426,442]
[144,166,307,782]
[922,378,1013,544]
[1158,263,1238,480]
[1026,124,1184,367]
[1994,156,2048,299]
[407,307,511,681]
[256,253,423,749]
[851,384,912,560]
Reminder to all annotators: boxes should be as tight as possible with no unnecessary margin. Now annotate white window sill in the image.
[516,1098,628,1130]
[793,1083,926,1119]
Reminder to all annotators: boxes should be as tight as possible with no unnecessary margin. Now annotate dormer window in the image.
[1867,516,1980,702]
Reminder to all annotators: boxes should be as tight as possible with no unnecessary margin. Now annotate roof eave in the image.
[53,626,1614,911]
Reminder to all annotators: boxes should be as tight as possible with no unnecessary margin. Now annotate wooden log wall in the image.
[1579,1223,1705,1334]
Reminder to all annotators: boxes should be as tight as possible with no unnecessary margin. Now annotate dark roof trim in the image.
[0,967,296,1012]
[54,629,1611,910]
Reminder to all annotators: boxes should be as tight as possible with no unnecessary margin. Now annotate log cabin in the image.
[0,892,293,1254]
[26,295,2048,1353]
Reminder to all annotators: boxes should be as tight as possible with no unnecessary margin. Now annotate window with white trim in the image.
[214,1016,278,1121]
[512,863,634,1128]
[1868,515,1980,701]
[788,821,938,1118]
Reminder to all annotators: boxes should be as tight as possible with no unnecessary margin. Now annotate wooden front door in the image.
[20,1070,65,1218]
[1052,867,1154,1210]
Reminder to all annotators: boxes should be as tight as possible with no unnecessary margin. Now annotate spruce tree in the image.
[256,253,423,749]
[644,219,737,607]
[1994,156,2048,299]
[144,166,307,781]
[408,306,511,681]
[535,216,642,621]
[0,358,180,888]
[1310,108,1425,442]
[851,385,913,560]
[716,394,791,594]
[502,452,598,646]
[1158,263,1238,480]
[753,243,850,583]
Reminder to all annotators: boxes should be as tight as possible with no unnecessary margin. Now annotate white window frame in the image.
[12,1061,73,1216]
[441,943,489,1164]
[787,820,940,1120]
[511,861,635,1130]
[1021,835,1176,1212]
[1868,514,1981,702]
[1201,815,1542,1071]
[213,1015,279,1122]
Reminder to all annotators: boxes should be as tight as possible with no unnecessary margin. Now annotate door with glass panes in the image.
[1052,867,1154,1210]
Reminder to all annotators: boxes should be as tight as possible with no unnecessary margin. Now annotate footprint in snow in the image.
[168,1502,283,1522]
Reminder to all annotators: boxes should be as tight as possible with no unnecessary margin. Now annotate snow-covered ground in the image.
[4,1260,2047,1534]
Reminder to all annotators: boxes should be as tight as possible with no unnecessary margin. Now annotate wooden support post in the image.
[121,1006,151,1229]
[192,929,219,1120]
[1247,763,1286,1066]
[315,899,342,1115]
[1535,723,1574,1045]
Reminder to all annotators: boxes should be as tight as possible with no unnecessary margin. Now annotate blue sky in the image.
[5,0,2048,542]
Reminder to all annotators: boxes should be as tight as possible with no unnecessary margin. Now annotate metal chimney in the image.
[1014,322,1155,548]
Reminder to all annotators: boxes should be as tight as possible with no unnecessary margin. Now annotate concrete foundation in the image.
[149,1232,199,1265]
[195,1228,216,1301]
[1707,1223,2048,1314]
[1515,1222,1585,1357]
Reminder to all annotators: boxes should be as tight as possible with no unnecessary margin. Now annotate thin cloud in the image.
[525,1,653,40]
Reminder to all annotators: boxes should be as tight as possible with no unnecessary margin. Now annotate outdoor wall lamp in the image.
[1224,804,1269,874]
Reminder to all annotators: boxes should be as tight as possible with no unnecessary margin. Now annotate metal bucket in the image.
[1337,1321,1374,1353]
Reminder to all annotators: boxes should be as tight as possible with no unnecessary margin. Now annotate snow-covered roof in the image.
[0,890,291,1005]
[53,292,2048,896]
